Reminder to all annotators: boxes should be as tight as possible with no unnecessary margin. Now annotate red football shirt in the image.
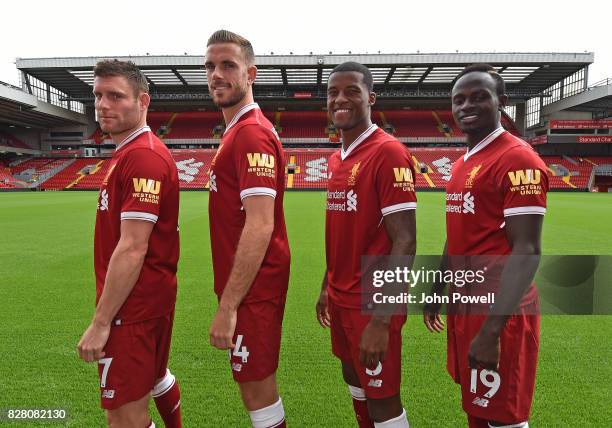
[208,103,290,303]
[445,128,548,305]
[94,126,180,324]
[326,125,417,309]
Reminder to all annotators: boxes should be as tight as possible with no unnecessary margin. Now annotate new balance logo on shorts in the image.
[102,389,115,399]
[472,397,489,408]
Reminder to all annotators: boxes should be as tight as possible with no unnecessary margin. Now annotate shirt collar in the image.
[340,124,378,161]
[224,102,259,134]
[116,126,151,151]
[463,127,505,161]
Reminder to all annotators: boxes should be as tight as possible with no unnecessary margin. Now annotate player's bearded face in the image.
[451,72,504,136]
[327,71,374,131]
[205,44,252,109]
[94,76,145,136]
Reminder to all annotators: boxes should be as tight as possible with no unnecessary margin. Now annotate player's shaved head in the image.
[455,63,505,96]
[93,59,149,97]
[329,62,374,92]
[207,29,255,65]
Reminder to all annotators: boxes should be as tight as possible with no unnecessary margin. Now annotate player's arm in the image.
[77,219,154,362]
[316,270,330,327]
[359,209,416,368]
[468,215,543,370]
[209,195,275,350]
[423,240,448,333]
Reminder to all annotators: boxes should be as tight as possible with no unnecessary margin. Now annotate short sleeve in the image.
[375,141,417,216]
[119,149,169,223]
[498,147,549,217]
[233,125,279,200]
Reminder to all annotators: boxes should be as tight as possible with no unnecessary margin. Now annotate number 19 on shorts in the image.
[470,368,501,398]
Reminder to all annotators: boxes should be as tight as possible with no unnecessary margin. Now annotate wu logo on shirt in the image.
[462,192,475,214]
[132,178,161,195]
[508,169,541,186]
[393,167,414,183]
[347,189,358,211]
[247,153,275,168]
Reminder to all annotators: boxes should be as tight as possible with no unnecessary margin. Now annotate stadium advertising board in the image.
[550,119,612,129]
[578,135,612,143]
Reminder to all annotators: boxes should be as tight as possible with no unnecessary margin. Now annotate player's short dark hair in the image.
[329,61,374,92]
[93,59,149,96]
[456,63,505,96]
[207,29,255,65]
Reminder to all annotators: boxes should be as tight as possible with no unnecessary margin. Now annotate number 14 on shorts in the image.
[230,334,250,363]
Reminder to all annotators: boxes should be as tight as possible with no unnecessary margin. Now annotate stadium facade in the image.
[1,52,611,192]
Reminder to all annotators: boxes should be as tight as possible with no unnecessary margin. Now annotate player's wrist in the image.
[480,317,505,337]
[92,315,112,328]
[218,300,238,313]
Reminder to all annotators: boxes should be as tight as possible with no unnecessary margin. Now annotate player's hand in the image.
[359,317,389,369]
[209,306,237,350]
[468,328,501,371]
[423,302,445,333]
[316,289,330,328]
[77,321,110,362]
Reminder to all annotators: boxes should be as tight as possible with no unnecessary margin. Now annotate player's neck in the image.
[466,122,501,151]
[341,120,373,152]
[111,119,147,147]
[222,94,255,127]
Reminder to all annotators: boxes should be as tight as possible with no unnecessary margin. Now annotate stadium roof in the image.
[542,78,612,118]
[0,81,87,128]
[16,52,593,106]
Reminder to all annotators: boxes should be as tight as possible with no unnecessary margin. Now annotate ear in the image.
[368,91,376,106]
[247,65,257,86]
[139,92,151,111]
[498,94,508,109]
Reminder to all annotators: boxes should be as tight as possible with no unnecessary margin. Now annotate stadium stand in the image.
[171,149,215,189]
[0,131,31,150]
[159,112,222,139]
[2,53,608,193]
[8,151,612,191]
[42,158,108,190]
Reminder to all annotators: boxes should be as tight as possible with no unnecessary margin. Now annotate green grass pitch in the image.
[0,191,610,427]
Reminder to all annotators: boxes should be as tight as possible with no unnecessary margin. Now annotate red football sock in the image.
[352,397,374,428]
[467,414,489,428]
[153,373,182,428]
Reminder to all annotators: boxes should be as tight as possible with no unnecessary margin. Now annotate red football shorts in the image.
[97,311,175,409]
[447,311,539,424]
[329,300,407,399]
[229,295,286,383]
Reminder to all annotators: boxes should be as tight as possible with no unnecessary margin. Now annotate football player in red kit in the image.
[205,30,290,428]
[424,64,548,428]
[77,60,182,428]
[316,62,417,428]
